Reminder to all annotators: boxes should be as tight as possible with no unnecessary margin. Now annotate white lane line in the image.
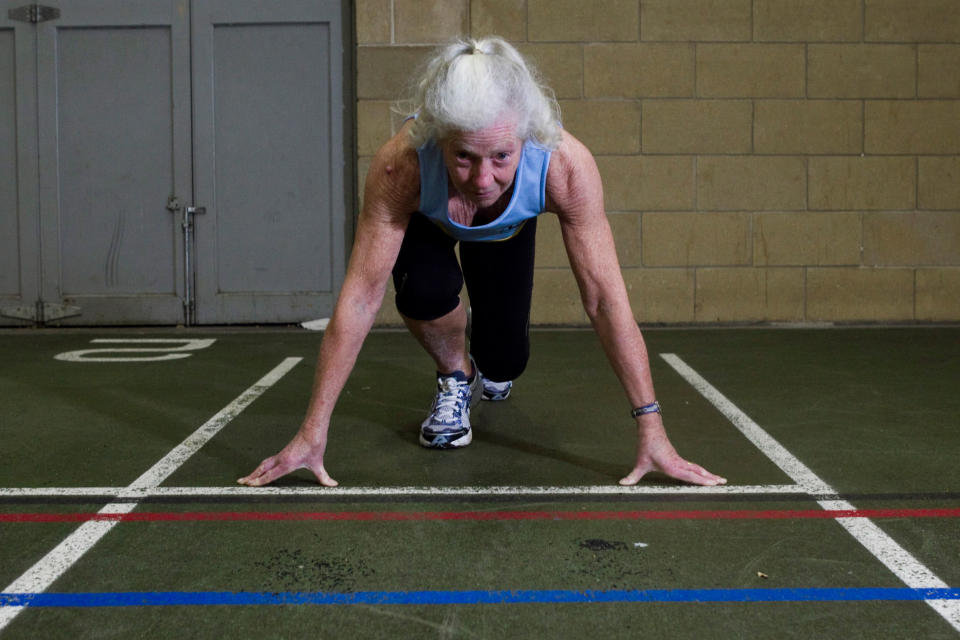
[0,357,302,632]
[120,357,302,495]
[660,354,832,495]
[0,484,806,498]
[0,488,124,497]
[661,353,960,633]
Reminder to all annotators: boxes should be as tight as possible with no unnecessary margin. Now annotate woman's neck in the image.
[447,180,515,227]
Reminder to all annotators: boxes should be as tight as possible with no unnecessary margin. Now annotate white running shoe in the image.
[419,363,481,449]
[481,378,512,401]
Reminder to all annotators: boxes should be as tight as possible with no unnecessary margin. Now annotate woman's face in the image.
[441,120,523,209]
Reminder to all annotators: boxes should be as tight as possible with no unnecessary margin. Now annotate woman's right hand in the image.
[237,428,338,487]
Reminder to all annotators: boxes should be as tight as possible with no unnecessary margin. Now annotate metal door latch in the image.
[8,4,60,23]
[168,199,206,326]
[183,206,206,230]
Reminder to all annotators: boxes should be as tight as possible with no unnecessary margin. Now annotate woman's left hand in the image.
[618,418,727,486]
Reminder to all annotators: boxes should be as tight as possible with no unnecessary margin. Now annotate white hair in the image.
[399,36,562,150]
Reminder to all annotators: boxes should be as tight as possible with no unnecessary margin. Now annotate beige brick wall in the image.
[357,0,960,326]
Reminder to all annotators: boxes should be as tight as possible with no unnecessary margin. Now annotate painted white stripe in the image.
[0,358,302,632]
[154,483,802,497]
[661,353,960,632]
[0,488,124,497]
[660,354,832,494]
[121,357,302,495]
[54,338,217,363]
[0,503,137,628]
[0,484,806,499]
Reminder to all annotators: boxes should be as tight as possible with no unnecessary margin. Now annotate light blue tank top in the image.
[416,138,552,242]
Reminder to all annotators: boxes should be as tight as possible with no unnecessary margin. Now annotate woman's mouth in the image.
[472,189,498,201]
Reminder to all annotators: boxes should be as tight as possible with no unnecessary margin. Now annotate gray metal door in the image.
[2,0,347,326]
[0,6,40,325]
[191,0,346,324]
[39,0,190,324]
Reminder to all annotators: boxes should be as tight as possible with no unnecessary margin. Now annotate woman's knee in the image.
[393,268,463,321]
[472,334,529,382]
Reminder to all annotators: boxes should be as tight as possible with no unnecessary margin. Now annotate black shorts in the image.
[392,213,537,382]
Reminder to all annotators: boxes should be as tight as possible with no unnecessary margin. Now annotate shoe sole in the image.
[481,388,511,401]
[419,428,472,449]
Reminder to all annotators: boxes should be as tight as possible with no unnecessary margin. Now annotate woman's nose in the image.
[472,162,494,188]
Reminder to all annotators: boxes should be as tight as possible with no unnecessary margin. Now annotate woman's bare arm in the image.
[546,130,726,486]
[239,127,420,487]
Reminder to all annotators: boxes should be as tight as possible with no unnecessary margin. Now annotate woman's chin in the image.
[472,192,500,207]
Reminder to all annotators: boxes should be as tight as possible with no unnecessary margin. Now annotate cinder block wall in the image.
[358,0,960,326]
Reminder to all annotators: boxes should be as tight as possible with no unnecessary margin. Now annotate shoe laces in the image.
[432,375,469,423]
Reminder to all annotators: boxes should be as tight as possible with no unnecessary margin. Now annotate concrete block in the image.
[863,212,960,266]
[916,268,960,321]
[357,101,394,156]
[560,100,641,154]
[866,101,960,155]
[695,268,805,322]
[696,44,805,98]
[698,156,806,211]
[608,212,643,267]
[754,212,862,266]
[754,100,862,155]
[471,0,527,41]
[518,44,585,100]
[622,268,696,323]
[356,0,392,44]
[529,0,639,42]
[806,267,914,321]
[865,0,960,43]
[808,44,915,99]
[642,100,752,154]
[809,157,916,211]
[641,0,751,42]
[754,0,862,42]
[597,155,695,211]
[357,46,433,99]
[919,157,960,210]
[534,213,571,268]
[642,212,752,267]
[585,44,695,98]
[394,0,468,44]
[919,45,960,98]
[532,269,589,324]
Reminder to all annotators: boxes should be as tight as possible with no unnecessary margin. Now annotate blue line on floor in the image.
[2,588,959,607]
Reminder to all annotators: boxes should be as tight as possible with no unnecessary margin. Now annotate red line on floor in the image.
[3,508,959,523]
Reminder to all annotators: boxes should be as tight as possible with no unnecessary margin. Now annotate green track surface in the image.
[1,327,959,638]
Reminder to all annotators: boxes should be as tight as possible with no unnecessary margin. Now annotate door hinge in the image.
[0,301,80,323]
[0,304,36,321]
[41,302,81,322]
[8,4,60,24]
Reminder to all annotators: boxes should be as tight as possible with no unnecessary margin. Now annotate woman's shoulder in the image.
[364,122,421,212]
[373,120,420,176]
[544,130,602,215]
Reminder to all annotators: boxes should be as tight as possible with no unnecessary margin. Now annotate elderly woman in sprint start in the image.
[240,36,726,488]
